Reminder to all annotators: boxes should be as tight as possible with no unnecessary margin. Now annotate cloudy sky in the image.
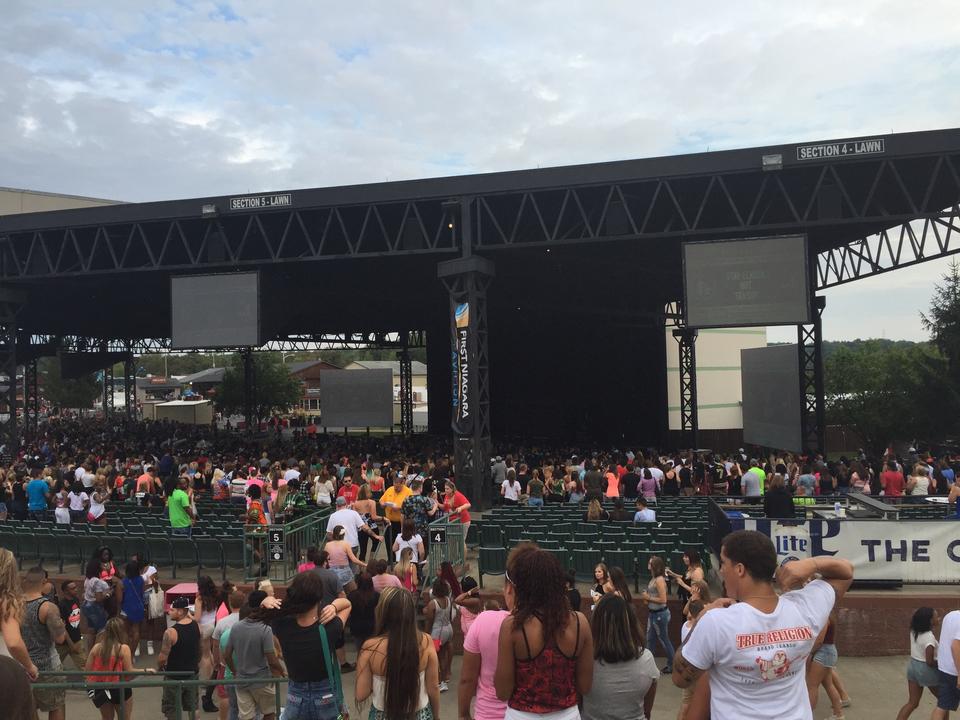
[2,1,959,342]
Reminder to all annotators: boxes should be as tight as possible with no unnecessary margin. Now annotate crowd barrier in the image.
[34,670,286,720]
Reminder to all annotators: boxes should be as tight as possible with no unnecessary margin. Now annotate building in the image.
[664,323,767,447]
[286,360,342,412]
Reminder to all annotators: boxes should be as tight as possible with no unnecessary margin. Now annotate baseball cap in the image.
[335,496,347,506]
[171,596,190,610]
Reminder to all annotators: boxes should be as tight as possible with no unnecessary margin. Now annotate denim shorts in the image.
[331,565,355,588]
[812,643,838,668]
[907,658,941,688]
[282,680,340,720]
[82,601,108,633]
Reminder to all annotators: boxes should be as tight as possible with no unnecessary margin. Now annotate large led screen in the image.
[171,272,260,349]
[683,235,810,328]
[319,369,394,428]
[740,344,802,452]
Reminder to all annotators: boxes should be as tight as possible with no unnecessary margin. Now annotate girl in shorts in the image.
[86,617,155,719]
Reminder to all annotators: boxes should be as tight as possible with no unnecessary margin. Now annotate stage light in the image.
[761,153,783,172]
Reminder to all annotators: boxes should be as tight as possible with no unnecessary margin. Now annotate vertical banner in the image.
[451,301,473,434]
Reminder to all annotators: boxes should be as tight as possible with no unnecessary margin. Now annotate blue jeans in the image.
[82,601,109,633]
[171,526,192,537]
[527,497,544,508]
[647,608,675,670]
[282,680,340,720]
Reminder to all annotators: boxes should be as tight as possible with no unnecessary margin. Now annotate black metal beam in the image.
[2,131,958,280]
[816,204,960,288]
[24,331,426,355]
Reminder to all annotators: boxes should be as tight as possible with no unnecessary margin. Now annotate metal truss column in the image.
[673,327,699,449]
[0,290,24,456]
[438,196,495,511]
[242,349,256,431]
[798,296,827,456]
[102,363,114,415]
[23,359,39,439]
[397,337,413,436]
[123,353,137,419]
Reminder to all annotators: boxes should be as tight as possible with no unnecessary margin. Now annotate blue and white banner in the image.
[739,518,960,583]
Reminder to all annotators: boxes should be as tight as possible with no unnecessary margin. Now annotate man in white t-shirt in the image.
[934,609,960,719]
[672,530,853,720]
[324,497,381,552]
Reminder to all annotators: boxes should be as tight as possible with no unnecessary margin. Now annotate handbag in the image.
[147,587,165,620]
[317,622,346,720]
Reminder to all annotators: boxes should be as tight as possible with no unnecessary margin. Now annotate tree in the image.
[921,258,960,383]
[824,341,960,455]
[214,353,303,421]
[39,356,100,409]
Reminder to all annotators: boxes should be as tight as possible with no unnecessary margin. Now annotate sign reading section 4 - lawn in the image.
[796,138,885,160]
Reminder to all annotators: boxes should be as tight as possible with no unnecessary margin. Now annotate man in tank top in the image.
[158,596,201,720]
[22,567,67,720]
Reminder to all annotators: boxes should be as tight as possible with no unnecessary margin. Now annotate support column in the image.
[798,296,827,456]
[23,359,39,439]
[438,196,495,511]
[673,327,699,449]
[242,349,256,431]
[397,336,413,436]
[102,363,114,415]
[0,289,24,457]
[123,352,137,419]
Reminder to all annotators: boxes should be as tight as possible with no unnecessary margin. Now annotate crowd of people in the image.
[0,417,959,719]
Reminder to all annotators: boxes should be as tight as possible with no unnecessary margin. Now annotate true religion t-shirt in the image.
[681,579,835,720]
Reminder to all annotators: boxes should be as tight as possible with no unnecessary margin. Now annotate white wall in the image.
[664,326,767,430]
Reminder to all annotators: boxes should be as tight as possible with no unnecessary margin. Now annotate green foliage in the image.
[921,258,960,382]
[215,353,303,420]
[824,341,960,454]
[39,356,100,409]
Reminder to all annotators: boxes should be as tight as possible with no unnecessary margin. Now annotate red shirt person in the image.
[337,477,360,505]
[880,460,905,497]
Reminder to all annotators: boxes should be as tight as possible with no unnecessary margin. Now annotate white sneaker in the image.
[147,641,155,656]
[439,681,449,692]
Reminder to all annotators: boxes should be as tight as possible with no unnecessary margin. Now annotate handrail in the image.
[35,670,286,720]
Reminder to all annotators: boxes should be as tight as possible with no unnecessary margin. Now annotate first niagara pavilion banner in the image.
[451,301,472,434]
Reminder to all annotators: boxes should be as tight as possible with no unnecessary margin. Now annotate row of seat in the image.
[478,544,703,589]
[0,528,249,581]
[3,519,245,537]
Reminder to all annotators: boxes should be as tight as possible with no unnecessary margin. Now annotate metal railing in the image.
[425,517,465,582]
[243,507,331,583]
[35,670,287,720]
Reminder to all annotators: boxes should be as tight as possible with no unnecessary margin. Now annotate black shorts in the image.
[89,688,132,707]
[938,672,960,711]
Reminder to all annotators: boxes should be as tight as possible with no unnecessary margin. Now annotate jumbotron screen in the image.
[741,344,803,452]
[683,235,811,328]
[171,272,260,349]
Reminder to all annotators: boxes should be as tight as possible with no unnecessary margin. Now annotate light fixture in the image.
[761,153,783,172]
[441,199,461,231]
[201,203,219,218]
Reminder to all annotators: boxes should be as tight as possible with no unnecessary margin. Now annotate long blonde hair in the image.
[0,549,24,624]
[393,548,413,580]
[586,498,604,521]
[98,617,128,663]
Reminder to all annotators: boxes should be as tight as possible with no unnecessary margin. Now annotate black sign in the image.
[450,302,472,434]
[796,138,885,161]
[228,193,293,211]
[268,528,284,562]
[431,528,447,545]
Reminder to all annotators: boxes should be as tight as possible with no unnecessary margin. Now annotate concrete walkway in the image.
[60,652,925,719]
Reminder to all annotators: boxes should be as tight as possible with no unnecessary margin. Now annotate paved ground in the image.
[58,651,926,719]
